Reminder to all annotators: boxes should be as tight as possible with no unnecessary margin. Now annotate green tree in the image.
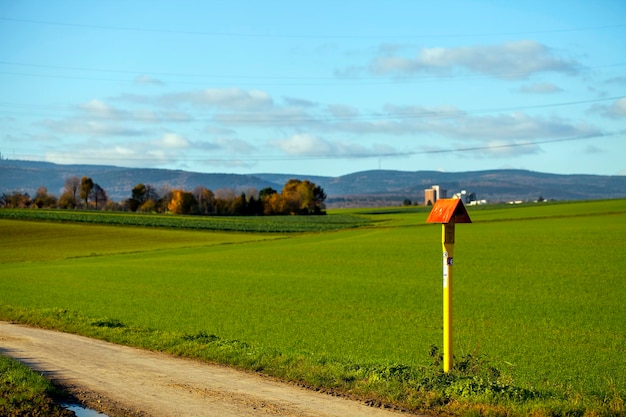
[132,183,147,201]
[246,194,264,215]
[259,187,277,199]
[127,183,148,212]
[311,184,327,214]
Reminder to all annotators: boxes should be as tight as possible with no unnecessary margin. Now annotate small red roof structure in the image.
[426,198,472,224]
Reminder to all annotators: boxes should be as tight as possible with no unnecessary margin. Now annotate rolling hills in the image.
[1,159,624,207]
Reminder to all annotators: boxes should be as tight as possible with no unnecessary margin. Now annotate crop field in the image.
[0,208,370,232]
[1,199,625,416]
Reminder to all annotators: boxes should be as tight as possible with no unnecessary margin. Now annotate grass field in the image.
[1,200,624,416]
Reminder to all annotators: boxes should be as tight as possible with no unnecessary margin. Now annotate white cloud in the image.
[444,112,593,141]
[313,104,595,145]
[271,134,333,155]
[40,118,143,137]
[114,89,593,149]
[113,145,136,156]
[132,110,193,123]
[590,97,626,119]
[214,106,315,127]
[37,86,603,168]
[162,88,273,110]
[154,133,190,148]
[370,41,580,79]
[270,133,399,158]
[327,104,360,118]
[383,104,465,119]
[77,99,192,124]
[79,99,127,119]
[212,137,256,153]
[44,145,144,166]
[205,126,237,136]
[475,140,542,157]
[612,98,626,116]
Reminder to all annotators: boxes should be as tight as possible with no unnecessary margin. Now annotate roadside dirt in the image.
[0,322,413,417]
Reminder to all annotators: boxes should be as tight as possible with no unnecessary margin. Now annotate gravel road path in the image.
[0,322,410,417]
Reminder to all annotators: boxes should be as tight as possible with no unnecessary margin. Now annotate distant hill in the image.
[0,160,279,203]
[1,159,624,207]
[304,170,626,207]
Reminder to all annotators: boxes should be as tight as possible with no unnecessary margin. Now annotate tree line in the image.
[1,176,109,210]
[1,176,327,216]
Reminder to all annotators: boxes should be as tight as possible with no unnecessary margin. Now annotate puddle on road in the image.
[62,403,109,417]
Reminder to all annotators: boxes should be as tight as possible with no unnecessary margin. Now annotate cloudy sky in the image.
[1,1,625,177]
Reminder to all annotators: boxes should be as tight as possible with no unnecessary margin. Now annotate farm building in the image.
[424,185,446,206]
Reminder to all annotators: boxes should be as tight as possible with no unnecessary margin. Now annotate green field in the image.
[1,200,625,416]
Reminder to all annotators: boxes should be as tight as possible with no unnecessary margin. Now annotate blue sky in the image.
[1,1,625,177]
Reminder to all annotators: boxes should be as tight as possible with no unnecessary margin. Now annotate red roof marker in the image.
[426,198,472,224]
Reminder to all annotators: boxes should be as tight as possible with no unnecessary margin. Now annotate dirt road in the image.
[0,322,411,417]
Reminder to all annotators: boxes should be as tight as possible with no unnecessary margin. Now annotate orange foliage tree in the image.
[280,179,326,215]
[167,190,197,214]
[261,180,326,215]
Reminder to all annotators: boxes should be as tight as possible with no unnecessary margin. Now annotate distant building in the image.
[451,189,487,205]
[424,185,446,206]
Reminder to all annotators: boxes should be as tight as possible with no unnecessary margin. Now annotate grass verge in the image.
[0,353,73,417]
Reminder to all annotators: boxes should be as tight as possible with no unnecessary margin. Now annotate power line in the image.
[0,70,359,87]
[0,95,623,123]
[6,130,623,163]
[1,16,625,39]
[0,61,336,81]
[267,130,624,159]
[405,131,623,156]
[2,60,625,86]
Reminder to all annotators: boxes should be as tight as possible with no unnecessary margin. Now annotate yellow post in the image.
[442,222,455,372]
[426,198,471,373]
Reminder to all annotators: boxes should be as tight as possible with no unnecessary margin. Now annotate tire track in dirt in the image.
[0,322,414,417]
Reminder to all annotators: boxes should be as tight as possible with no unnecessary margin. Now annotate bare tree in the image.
[59,176,80,208]
[79,177,94,208]
[91,183,108,209]
[193,186,216,215]
[33,186,57,208]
